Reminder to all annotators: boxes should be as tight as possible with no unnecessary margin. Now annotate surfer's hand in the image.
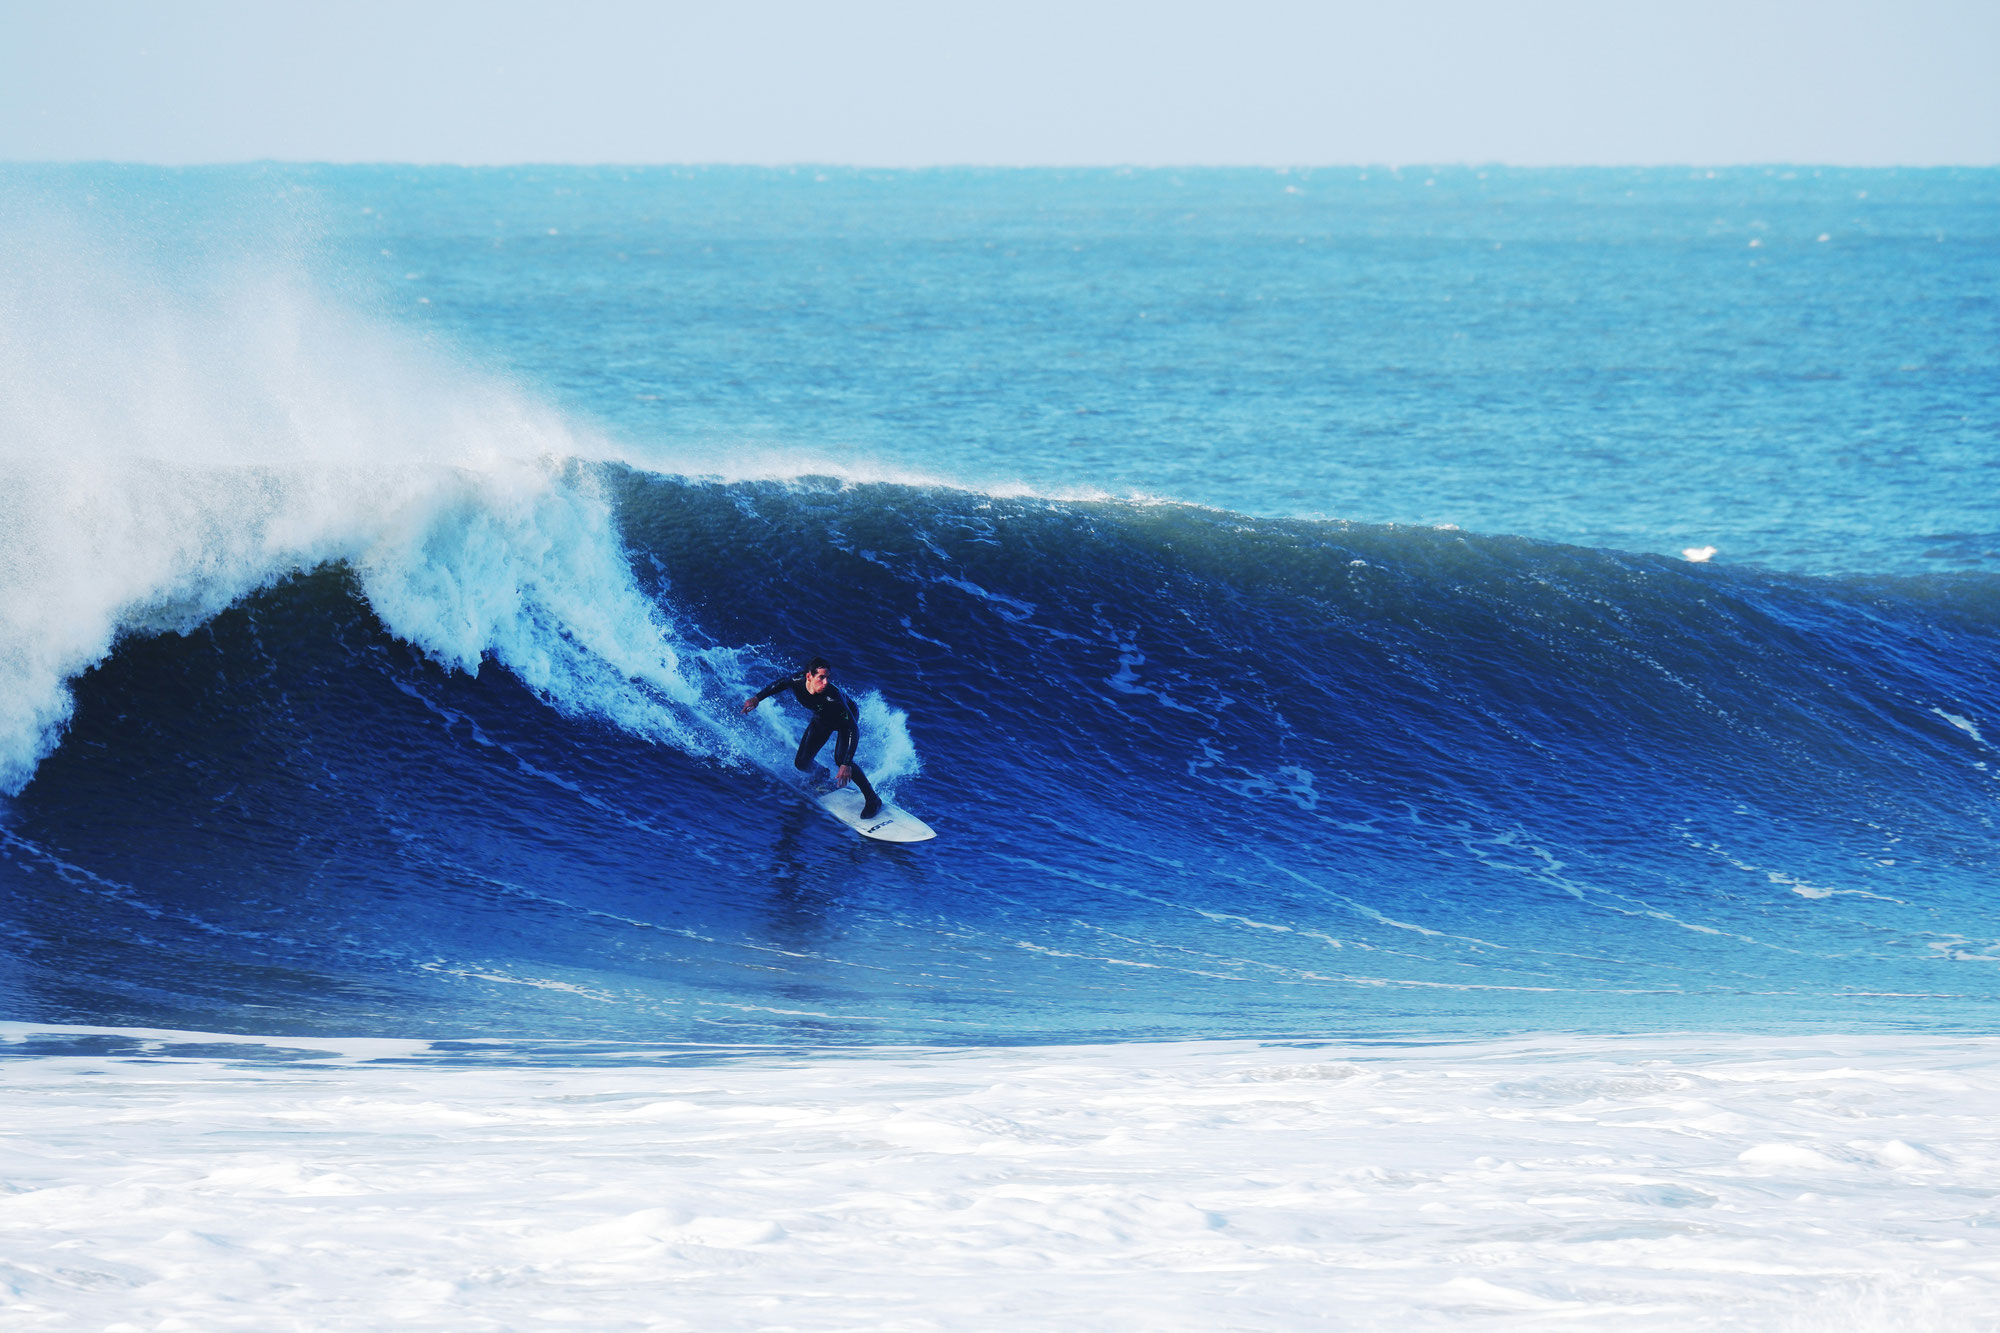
[836,765,852,787]
[740,698,756,714]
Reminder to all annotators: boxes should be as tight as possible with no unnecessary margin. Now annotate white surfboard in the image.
[818,786,936,843]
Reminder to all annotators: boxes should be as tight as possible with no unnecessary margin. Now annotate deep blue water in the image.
[1,166,1996,1043]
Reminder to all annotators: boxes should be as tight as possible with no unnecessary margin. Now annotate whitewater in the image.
[7,1024,1999,1331]
[1,165,1997,1328]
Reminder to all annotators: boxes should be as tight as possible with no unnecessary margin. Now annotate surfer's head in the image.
[803,658,832,694]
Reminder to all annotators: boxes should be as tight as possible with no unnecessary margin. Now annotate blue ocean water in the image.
[1,165,1996,1044]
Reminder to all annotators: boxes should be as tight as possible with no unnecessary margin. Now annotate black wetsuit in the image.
[749,671,882,816]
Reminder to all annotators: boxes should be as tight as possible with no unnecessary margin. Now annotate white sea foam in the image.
[623,436,1120,506]
[0,213,916,794]
[1933,708,1987,747]
[0,1025,1994,1330]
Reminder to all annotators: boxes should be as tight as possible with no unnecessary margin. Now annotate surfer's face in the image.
[804,667,829,694]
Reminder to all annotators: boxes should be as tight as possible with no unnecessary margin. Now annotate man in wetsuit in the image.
[741,657,883,819]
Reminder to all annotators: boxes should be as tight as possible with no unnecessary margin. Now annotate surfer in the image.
[741,658,883,820]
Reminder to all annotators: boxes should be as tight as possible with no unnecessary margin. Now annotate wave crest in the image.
[0,208,922,795]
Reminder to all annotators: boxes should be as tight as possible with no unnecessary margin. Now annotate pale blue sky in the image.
[3,0,1995,165]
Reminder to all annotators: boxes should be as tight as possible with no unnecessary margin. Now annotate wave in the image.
[0,207,930,799]
[5,455,2000,1042]
[4,203,1999,1044]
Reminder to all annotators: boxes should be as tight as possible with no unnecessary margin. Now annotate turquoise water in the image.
[336,165,2000,574]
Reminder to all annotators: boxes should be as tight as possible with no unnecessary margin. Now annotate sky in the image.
[1,0,1996,166]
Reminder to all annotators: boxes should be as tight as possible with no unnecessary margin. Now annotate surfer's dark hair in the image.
[804,657,831,674]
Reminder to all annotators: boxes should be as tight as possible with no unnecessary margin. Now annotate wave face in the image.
[5,466,1999,1043]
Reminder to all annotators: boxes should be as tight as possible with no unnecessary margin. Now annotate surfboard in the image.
[818,786,937,843]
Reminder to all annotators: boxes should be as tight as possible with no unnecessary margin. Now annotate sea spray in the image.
[0,199,918,795]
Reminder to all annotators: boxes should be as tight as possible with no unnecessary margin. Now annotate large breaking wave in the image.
[4,203,1998,1045]
[5,457,2000,1042]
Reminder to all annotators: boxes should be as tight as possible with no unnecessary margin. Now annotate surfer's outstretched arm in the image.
[741,674,798,714]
